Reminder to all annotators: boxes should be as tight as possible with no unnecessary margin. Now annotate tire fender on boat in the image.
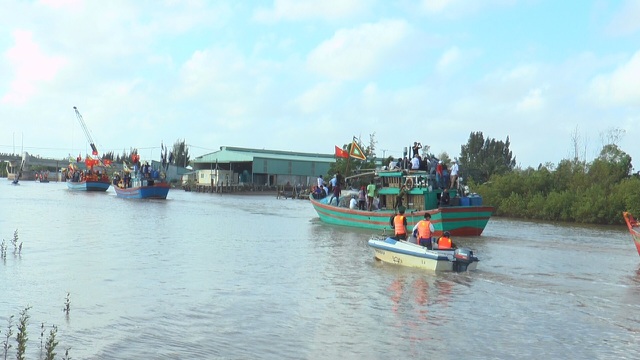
[405,177,414,189]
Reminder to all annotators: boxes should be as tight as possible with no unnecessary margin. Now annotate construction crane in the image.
[73,106,99,156]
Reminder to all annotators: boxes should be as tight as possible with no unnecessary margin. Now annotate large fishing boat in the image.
[112,174,170,199]
[622,211,640,257]
[309,169,493,236]
[66,107,111,192]
[112,153,170,200]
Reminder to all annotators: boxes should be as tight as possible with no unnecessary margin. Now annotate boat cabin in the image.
[375,170,457,211]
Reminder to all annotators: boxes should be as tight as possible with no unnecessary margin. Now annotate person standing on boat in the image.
[329,180,341,206]
[411,154,421,170]
[436,160,443,189]
[413,213,435,249]
[317,175,323,188]
[366,180,377,211]
[450,160,459,189]
[390,208,408,241]
[358,186,367,210]
[412,142,422,157]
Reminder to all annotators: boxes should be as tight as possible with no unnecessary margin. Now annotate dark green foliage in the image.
[459,131,516,184]
[172,139,190,167]
[474,143,639,224]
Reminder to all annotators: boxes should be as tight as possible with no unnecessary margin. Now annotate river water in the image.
[1,181,639,359]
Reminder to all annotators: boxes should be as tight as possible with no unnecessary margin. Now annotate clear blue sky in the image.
[0,0,638,169]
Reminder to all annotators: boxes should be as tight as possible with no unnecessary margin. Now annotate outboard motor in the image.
[452,247,476,272]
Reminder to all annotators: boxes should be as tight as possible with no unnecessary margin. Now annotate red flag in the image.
[349,140,366,160]
[335,145,349,158]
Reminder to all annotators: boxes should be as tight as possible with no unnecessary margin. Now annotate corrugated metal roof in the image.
[192,146,336,164]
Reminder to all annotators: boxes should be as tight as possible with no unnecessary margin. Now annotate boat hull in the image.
[368,237,478,272]
[113,183,170,199]
[623,212,640,257]
[310,195,492,236]
[66,180,110,192]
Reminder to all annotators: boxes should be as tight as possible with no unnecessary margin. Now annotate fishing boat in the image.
[622,212,640,257]
[65,162,111,192]
[112,156,170,200]
[368,236,479,272]
[112,177,170,199]
[309,169,493,236]
[66,107,112,192]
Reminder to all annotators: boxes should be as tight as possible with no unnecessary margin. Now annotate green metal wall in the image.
[253,157,331,177]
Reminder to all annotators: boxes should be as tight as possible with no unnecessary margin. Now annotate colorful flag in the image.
[335,145,349,158]
[349,140,366,160]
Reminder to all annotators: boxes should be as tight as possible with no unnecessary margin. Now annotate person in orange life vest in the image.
[412,213,435,249]
[389,208,408,241]
[437,231,456,249]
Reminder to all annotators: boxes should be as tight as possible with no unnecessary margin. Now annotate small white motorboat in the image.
[367,237,479,272]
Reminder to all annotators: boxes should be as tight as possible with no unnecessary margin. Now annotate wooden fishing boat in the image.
[113,179,170,199]
[622,212,640,257]
[112,165,170,200]
[368,237,479,272]
[309,170,493,236]
[66,170,110,191]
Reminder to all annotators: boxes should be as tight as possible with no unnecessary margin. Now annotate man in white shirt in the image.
[450,160,459,189]
[411,154,421,170]
[349,196,358,209]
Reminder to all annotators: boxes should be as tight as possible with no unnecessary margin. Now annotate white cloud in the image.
[1,30,68,105]
[307,19,410,81]
[588,50,640,107]
[295,81,340,114]
[516,88,545,112]
[437,46,461,73]
[253,0,369,22]
[606,0,640,36]
[420,0,515,17]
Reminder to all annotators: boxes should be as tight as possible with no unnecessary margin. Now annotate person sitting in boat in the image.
[436,231,456,250]
[413,213,435,249]
[389,208,408,241]
[389,158,400,170]
[349,195,358,209]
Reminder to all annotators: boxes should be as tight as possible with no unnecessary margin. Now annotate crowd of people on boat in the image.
[35,171,50,182]
[113,161,164,188]
[387,153,459,191]
[66,167,109,183]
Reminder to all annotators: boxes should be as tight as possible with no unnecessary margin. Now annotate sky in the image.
[0,0,639,170]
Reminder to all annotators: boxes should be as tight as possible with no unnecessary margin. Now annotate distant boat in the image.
[66,107,111,192]
[622,211,640,257]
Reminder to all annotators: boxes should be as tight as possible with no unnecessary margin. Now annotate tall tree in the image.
[172,139,190,168]
[459,132,516,184]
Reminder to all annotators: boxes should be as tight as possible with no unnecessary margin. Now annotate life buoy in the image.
[405,177,414,189]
